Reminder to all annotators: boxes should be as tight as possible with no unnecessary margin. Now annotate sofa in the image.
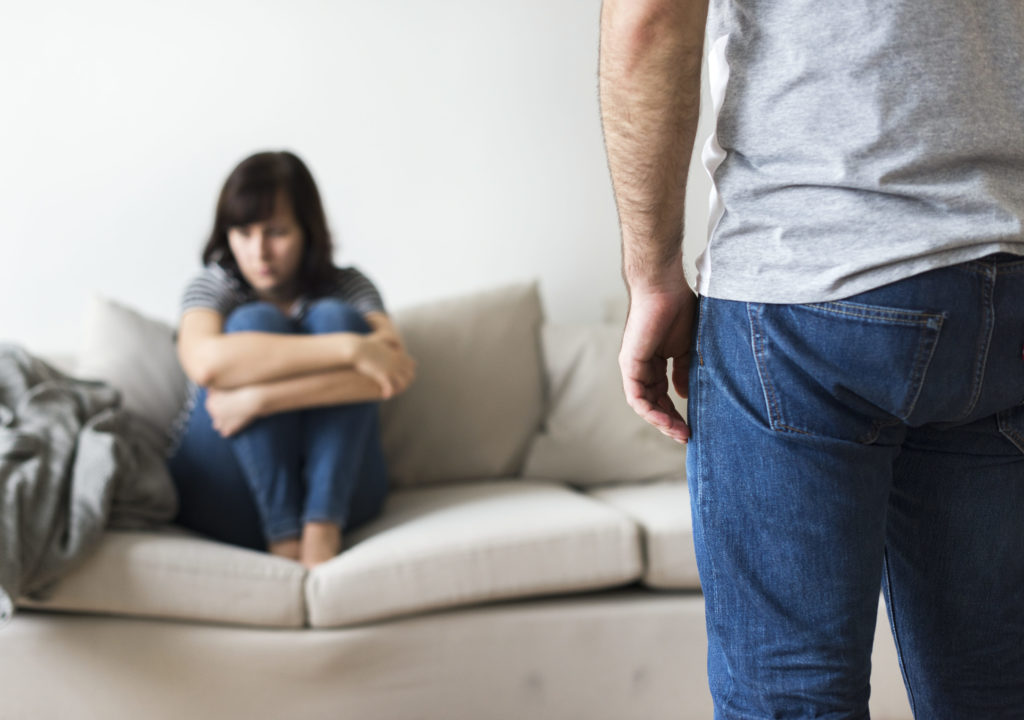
[0,282,914,720]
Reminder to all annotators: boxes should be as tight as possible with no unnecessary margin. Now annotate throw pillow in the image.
[75,294,189,454]
[521,323,686,485]
[380,282,545,487]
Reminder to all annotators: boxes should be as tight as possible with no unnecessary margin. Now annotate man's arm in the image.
[599,0,708,443]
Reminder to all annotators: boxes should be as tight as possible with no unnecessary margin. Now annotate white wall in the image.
[0,0,710,355]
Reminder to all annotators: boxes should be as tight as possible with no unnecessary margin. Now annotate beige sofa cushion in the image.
[306,480,642,628]
[523,324,685,485]
[381,282,545,487]
[19,529,306,628]
[586,480,699,590]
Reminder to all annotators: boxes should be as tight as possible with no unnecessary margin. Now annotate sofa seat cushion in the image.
[306,480,642,628]
[586,480,699,590]
[18,528,307,628]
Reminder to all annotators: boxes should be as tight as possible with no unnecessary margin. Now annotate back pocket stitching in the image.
[748,303,811,435]
[802,301,945,328]
[997,409,1024,454]
[749,301,945,439]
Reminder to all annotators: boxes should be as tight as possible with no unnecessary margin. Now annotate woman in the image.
[168,151,415,569]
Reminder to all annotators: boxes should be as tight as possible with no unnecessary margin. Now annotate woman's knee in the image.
[224,302,293,334]
[302,299,371,334]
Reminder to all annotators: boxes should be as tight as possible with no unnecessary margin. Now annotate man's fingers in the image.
[626,389,689,437]
[623,377,690,442]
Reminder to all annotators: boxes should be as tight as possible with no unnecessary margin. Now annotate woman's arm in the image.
[364,311,405,351]
[205,365,414,438]
[177,308,365,389]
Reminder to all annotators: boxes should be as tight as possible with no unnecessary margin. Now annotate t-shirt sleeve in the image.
[180,265,246,317]
[333,267,387,315]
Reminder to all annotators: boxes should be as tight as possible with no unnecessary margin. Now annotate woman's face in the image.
[227,193,304,299]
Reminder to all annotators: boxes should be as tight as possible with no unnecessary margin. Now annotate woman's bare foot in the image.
[300,522,342,569]
[268,537,301,561]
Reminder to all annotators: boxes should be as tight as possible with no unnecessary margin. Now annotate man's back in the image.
[600,1,1024,715]
[700,0,1024,302]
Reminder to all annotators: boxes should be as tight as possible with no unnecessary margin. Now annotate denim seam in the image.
[747,303,813,436]
[748,303,781,432]
[695,296,707,368]
[959,266,996,420]
[965,255,1024,274]
[857,416,902,446]
[882,549,918,717]
[691,334,733,710]
[803,301,945,326]
[955,263,998,277]
[897,314,945,422]
[997,409,1024,454]
[266,522,302,544]
[301,513,347,531]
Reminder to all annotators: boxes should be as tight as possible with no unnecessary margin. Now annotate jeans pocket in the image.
[747,300,945,443]
[997,405,1024,454]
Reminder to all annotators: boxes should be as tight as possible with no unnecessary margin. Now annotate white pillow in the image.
[75,294,189,454]
[521,324,686,486]
[381,282,545,487]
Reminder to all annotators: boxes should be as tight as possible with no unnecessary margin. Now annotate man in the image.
[599,1,1024,717]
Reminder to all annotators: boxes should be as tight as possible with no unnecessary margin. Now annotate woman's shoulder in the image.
[323,265,377,290]
[182,262,249,315]
[322,265,386,313]
[190,262,236,283]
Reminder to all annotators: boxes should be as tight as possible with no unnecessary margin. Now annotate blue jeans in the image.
[167,299,388,550]
[687,253,1024,718]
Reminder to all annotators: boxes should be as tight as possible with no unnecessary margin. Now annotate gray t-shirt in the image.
[697,0,1024,303]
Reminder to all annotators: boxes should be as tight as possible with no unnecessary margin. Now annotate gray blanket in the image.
[0,343,177,626]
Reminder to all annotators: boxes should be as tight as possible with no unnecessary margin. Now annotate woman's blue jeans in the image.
[167,299,388,550]
[687,253,1024,718]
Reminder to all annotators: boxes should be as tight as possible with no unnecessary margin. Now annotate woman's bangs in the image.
[221,182,280,229]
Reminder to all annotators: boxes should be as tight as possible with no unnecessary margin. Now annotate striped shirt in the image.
[181,263,386,321]
[167,262,387,456]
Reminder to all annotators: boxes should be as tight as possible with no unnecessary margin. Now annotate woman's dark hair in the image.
[203,151,336,295]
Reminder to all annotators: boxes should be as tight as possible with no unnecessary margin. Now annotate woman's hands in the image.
[206,386,264,437]
[369,325,404,352]
[352,334,416,399]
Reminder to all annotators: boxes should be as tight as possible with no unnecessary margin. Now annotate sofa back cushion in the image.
[75,283,546,487]
[521,324,685,486]
[381,282,545,487]
[76,294,189,454]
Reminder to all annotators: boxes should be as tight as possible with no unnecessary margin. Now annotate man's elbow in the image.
[603,0,706,54]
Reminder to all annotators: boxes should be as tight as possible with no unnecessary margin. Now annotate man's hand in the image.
[619,285,697,443]
[206,386,264,437]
